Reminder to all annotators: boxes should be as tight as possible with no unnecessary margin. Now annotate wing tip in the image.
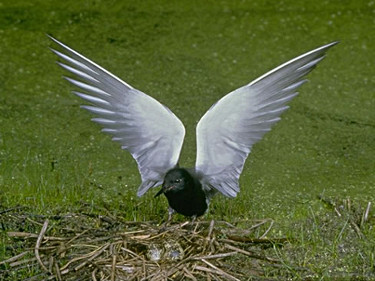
[47,34,67,50]
[46,33,56,42]
[311,41,339,54]
[216,181,239,198]
[137,189,146,197]
[137,180,159,197]
[226,191,238,198]
[325,40,340,48]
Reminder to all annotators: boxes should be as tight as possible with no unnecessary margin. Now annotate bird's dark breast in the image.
[165,189,207,217]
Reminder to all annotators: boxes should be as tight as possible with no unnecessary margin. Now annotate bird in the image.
[49,35,337,221]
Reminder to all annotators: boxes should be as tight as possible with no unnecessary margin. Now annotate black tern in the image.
[49,36,337,220]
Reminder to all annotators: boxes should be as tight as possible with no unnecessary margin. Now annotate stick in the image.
[183,266,198,281]
[0,251,29,265]
[119,230,146,235]
[143,258,146,279]
[35,219,49,272]
[121,247,146,261]
[195,262,240,281]
[10,257,38,267]
[207,220,215,240]
[74,243,110,271]
[60,245,104,271]
[192,252,237,260]
[260,220,274,239]
[7,231,39,238]
[221,236,290,244]
[361,201,372,227]
[350,220,364,239]
[7,231,66,240]
[0,205,26,214]
[225,244,280,263]
[111,255,117,281]
[150,221,190,240]
[201,259,240,281]
[196,220,236,228]
[247,219,270,231]
[55,262,62,281]
[92,268,98,281]
[48,256,54,273]
[65,229,89,245]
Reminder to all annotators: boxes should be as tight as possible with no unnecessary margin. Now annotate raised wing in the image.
[196,42,338,197]
[49,36,185,196]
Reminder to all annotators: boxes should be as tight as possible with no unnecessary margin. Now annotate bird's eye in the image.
[175,179,181,183]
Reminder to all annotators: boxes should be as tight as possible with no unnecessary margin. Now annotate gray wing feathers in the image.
[49,36,185,196]
[196,42,338,197]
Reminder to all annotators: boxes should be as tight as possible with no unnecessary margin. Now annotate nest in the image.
[1,211,289,280]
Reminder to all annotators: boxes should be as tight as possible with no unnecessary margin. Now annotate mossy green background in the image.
[0,0,374,222]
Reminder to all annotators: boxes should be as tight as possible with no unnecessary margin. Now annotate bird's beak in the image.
[154,188,164,198]
[154,185,175,197]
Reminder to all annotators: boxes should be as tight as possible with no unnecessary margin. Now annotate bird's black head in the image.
[154,168,193,197]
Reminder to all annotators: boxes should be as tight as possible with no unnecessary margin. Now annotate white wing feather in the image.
[196,42,338,197]
[49,36,185,196]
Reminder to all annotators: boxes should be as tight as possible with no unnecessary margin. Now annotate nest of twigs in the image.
[0,210,289,281]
